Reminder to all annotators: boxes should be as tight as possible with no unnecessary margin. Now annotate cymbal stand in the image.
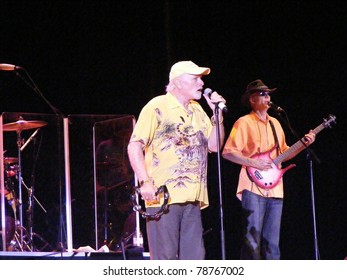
[15,127,25,249]
[20,177,47,251]
[9,224,31,252]
[27,182,33,250]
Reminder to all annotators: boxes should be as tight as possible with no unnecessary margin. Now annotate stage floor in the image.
[0,250,149,260]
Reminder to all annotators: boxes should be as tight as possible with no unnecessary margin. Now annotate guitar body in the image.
[246,147,296,189]
[246,114,336,190]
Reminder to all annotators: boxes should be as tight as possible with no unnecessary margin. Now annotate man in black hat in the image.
[222,79,316,259]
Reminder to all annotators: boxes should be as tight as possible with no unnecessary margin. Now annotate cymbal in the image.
[3,119,48,132]
[4,157,18,164]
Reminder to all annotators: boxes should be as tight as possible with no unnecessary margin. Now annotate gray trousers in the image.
[146,202,205,260]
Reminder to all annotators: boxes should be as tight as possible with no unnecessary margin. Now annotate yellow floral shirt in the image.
[129,92,213,209]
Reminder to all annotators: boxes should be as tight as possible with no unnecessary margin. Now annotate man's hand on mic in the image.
[203,90,227,112]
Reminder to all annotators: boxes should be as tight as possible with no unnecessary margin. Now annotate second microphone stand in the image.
[212,105,226,260]
[272,109,321,260]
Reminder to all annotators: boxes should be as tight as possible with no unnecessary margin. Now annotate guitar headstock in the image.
[323,114,336,128]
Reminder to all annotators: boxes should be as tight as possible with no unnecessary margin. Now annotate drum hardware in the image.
[4,160,18,194]
[8,223,52,252]
[30,232,53,251]
[19,177,47,250]
[8,224,30,252]
[6,166,48,252]
[2,116,48,251]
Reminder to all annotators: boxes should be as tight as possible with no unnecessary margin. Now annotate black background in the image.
[1,1,345,259]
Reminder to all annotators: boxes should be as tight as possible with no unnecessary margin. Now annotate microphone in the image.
[203,88,228,112]
[268,101,285,113]
[0,63,22,71]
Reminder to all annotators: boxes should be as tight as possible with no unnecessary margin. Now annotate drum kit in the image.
[1,116,48,251]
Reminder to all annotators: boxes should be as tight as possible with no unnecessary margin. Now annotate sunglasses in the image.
[258,91,271,97]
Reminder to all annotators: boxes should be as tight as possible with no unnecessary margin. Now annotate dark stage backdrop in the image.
[0,1,345,259]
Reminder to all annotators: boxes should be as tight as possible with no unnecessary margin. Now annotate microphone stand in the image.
[307,152,319,260]
[14,68,66,252]
[213,104,226,260]
[272,109,320,260]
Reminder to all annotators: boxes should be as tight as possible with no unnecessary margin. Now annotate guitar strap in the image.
[269,119,280,156]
